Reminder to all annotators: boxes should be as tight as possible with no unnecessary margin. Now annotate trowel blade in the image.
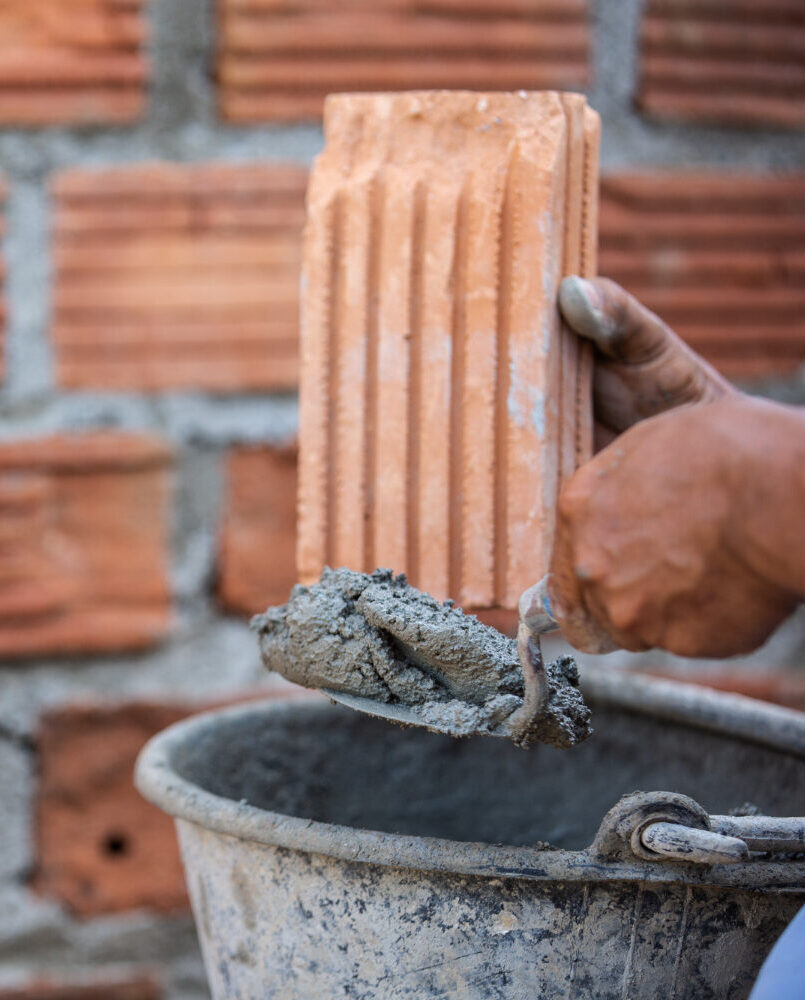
[321,688,510,739]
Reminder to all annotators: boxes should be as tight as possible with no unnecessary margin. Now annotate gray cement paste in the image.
[252,568,592,748]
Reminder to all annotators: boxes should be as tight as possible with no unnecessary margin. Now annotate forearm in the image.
[734,399,805,601]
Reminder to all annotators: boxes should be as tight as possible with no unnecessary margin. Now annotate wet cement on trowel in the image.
[253,568,591,748]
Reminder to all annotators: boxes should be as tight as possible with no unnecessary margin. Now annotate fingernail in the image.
[559,276,609,343]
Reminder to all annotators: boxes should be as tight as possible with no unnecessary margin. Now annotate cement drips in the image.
[253,568,591,747]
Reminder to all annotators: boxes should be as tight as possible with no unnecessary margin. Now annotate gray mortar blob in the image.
[252,567,592,748]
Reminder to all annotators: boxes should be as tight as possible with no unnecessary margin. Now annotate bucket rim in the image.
[135,686,805,891]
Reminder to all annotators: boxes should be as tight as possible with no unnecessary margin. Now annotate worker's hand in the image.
[546,395,804,658]
[558,276,735,445]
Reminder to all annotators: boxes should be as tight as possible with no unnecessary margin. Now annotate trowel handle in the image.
[518,576,559,636]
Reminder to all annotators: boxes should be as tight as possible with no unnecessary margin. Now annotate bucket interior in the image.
[172,701,805,851]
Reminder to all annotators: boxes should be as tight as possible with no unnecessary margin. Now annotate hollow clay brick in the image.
[218,444,298,616]
[52,163,307,392]
[0,0,148,126]
[218,1,591,123]
[0,433,172,658]
[599,172,805,379]
[0,977,161,1000]
[298,91,599,612]
[34,691,315,917]
[35,702,192,917]
[638,0,805,129]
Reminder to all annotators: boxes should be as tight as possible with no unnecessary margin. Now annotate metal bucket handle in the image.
[593,791,805,865]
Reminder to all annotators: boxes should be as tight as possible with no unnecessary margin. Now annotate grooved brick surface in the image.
[0,977,161,1000]
[218,0,591,123]
[599,173,805,379]
[52,164,306,392]
[218,444,298,616]
[0,0,148,125]
[299,91,599,611]
[638,0,805,128]
[0,433,172,658]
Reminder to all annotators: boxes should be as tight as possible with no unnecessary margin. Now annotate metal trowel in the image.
[254,569,588,750]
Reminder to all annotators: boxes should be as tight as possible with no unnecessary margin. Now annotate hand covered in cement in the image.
[558,276,734,447]
[540,279,805,657]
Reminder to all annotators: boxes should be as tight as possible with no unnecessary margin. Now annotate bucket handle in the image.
[592,792,805,865]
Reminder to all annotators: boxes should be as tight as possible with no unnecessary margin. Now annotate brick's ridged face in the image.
[52,164,306,392]
[218,444,298,615]
[0,0,148,125]
[600,173,805,378]
[639,0,805,128]
[218,0,591,123]
[35,703,190,917]
[298,91,599,610]
[0,433,172,657]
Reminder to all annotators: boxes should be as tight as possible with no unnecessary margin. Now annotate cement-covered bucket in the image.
[136,670,805,999]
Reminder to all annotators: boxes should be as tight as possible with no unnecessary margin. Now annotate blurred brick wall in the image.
[0,0,804,997]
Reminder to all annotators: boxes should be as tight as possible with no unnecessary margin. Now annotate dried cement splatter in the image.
[253,568,591,749]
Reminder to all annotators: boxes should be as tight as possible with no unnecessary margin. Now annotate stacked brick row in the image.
[1,163,804,394]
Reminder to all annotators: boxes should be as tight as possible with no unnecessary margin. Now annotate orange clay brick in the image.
[638,0,805,129]
[35,701,193,917]
[0,433,172,658]
[298,91,599,612]
[52,163,307,392]
[218,0,591,123]
[0,977,161,1000]
[599,172,805,379]
[34,691,315,917]
[218,443,298,616]
[0,0,148,126]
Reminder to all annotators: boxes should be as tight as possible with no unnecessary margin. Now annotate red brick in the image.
[0,976,160,1000]
[638,0,805,129]
[298,92,599,611]
[35,701,192,916]
[34,691,314,917]
[218,0,591,123]
[0,0,148,126]
[599,172,805,379]
[52,163,306,392]
[218,443,298,616]
[0,433,172,658]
